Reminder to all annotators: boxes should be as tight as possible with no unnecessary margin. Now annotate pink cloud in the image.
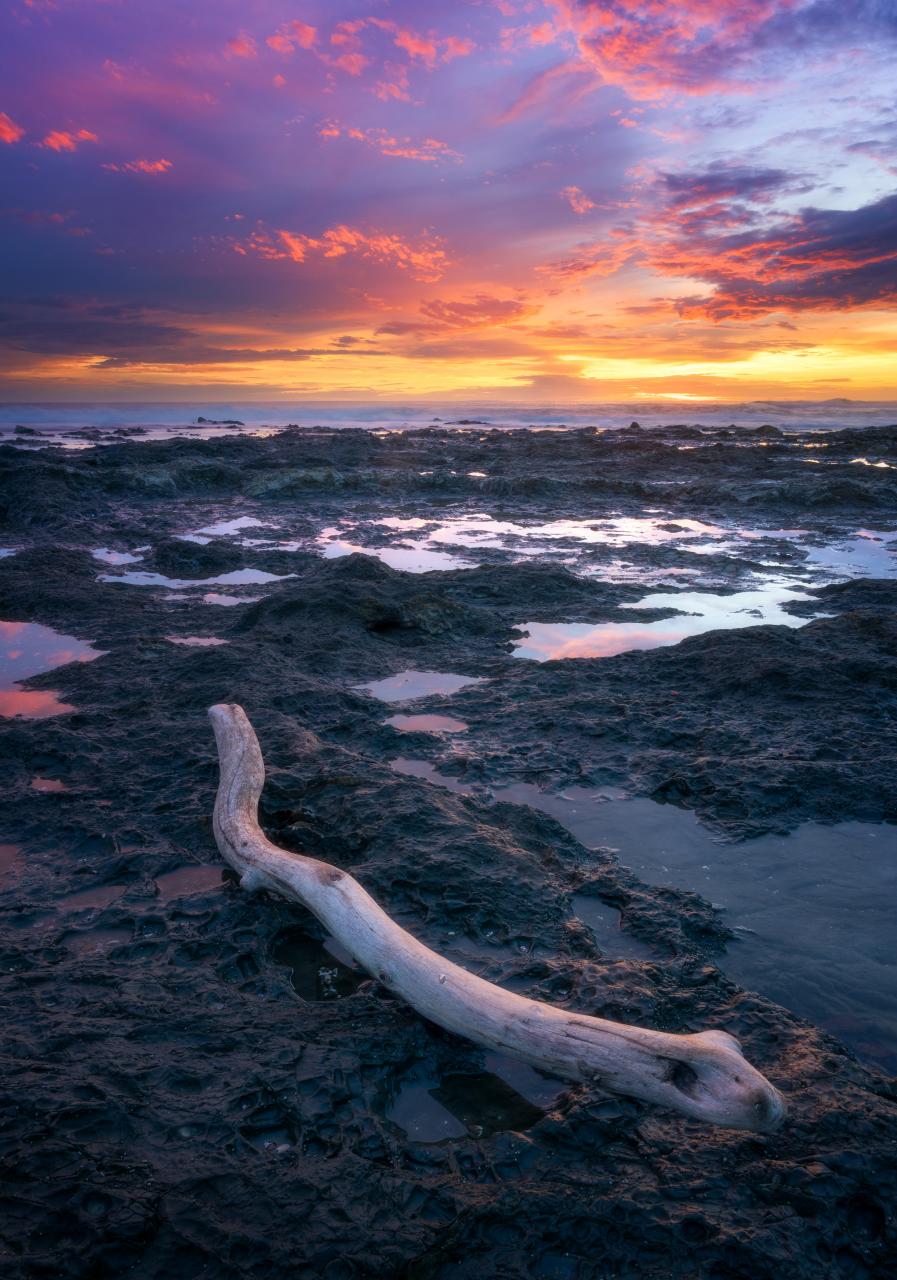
[368,18,476,68]
[266,21,317,54]
[241,223,450,282]
[561,185,596,214]
[320,51,370,76]
[544,0,800,100]
[318,122,461,163]
[103,158,173,175]
[225,31,257,59]
[374,63,411,102]
[0,112,24,144]
[41,129,98,152]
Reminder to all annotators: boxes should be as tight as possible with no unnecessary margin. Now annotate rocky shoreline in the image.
[1,423,895,1278]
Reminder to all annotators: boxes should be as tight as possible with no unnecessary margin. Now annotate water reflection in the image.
[494,784,897,1072]
[30,777,68,792]
[803,531,897,578]
[201,593,262,607]
[273,929,365,1000]
[513,583,814,660]
[190,516,274,538]
[155,865,224,902]
[0,843,21,880]
[390,757,473,794]
[166,635,229,647]
[318,528,471,573]
[100,568,292,589]
[0,619,103,718]
[91,547,145,565]
[387,1059,553,1142]
[386,713,468,734]
[357,669,486,702]
[62,884,126,912]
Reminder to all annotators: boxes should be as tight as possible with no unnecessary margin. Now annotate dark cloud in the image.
[668,190,897,317]
[0,299,387,366]
[660,165,799,208]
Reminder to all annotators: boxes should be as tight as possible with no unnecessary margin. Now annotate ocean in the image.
[2,397,897,442]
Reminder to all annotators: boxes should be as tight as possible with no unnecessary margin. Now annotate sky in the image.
[1,0,896,403]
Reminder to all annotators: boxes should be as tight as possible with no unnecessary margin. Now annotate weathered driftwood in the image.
[209,703,786,1132]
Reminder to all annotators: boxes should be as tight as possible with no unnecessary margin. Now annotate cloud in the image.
[541,229,639,280]
[368,19,476,69]
[542,0,897,101]
[561,185,596,214]
[239,224,450,282]
[419,295,536,327]
[0,296,386,369]
[102,158,173,176]
[373,63,411,102]
[267,21,318,53]
[0,112,24,144]
[318,121,460,163]
[663,190,897,316]
[661,163,799,208]
[225,32,257,59]
[41,129,98,152]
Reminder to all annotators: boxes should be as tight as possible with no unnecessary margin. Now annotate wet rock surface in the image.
[1,423,896,1278]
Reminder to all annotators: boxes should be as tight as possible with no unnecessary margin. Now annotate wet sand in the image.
[1,421,896,1278]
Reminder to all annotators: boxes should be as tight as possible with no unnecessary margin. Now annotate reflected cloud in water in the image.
[0,620,103,719]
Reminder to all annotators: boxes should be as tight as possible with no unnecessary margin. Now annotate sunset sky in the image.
[1,0,896,402]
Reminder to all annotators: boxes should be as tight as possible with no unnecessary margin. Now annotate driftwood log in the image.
[209,703,786,1132]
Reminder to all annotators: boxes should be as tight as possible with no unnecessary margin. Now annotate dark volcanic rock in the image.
[447,604,897,836]
[1,423,896,1279]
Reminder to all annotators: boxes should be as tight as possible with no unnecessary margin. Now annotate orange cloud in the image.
[541,228,639,280]
[561,186,596,214]
[0,112,24,144]
[241,223,450,282]
[225,31,257,59]
[103,158,173,175]
[419,295,536,327]
[41,129,98,152]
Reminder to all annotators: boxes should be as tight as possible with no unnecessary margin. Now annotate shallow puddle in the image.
[188,516,274,539]
[803,530,897,578]
[201,593,262,607]
[570,894,657,961]
[318,511,897,599]
[166,635,229,647]
[358,669,486,702]
[0,619,103,718]
[0,843,22,880]
[61,884,126,912]
[272,929,365,1000]
[387,714,468,734]
[390,758,473,795]
[154,865,224,902]
[387,1053,561,1142]
[512,583,814,660]
[318,528,471,573]
[100,568,292,590]
[495,784,897,1071]
[91,547,145,565]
